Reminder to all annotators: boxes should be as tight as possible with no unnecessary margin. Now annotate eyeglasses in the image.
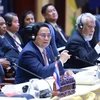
[38,33,51,38]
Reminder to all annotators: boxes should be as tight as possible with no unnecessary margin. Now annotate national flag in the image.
[67,0,88,12]
[53,61,61,90]
[67,0,77,12]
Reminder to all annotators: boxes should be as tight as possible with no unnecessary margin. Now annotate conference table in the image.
[57,65,100,100]
[1,65,100,100]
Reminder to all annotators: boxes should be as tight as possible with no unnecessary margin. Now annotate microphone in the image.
[13,63,52,98]
[57,53,95,66]
[74,56,95,66]
[13,63,42,79]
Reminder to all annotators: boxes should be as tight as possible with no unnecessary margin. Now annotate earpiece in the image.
[78,22,83,29]
[31,23,40,41]
[31,35,35,40]
[31,22,49,41]
[78,14,84,29]
[6,21,12,27]
[4,13,17,27]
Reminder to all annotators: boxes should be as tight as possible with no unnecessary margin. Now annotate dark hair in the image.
[31,22,49,41]
[19,10,34,30]
[41,4,53,15]
[4,12,17,27]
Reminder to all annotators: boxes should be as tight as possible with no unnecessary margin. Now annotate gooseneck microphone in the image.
[58,53,95,66]
[74,56,95,66]
[13,63,43,79]
[13,63,52,98]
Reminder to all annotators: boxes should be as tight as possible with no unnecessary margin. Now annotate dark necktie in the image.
[86,41,92,50]
[42,49,48,66]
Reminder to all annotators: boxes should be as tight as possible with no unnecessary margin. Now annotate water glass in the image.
[34,89,40,99]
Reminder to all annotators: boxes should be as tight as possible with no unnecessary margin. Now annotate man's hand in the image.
[0,58,11,69]
[59,50,71,64]
[64,70,74,76]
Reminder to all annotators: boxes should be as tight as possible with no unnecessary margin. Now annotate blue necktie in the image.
[86,41,92,49]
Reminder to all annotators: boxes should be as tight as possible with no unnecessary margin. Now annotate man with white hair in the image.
[66,13,100,68]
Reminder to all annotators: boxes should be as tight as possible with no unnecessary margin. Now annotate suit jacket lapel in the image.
[45,46,55,64]
[30,41,45,65]
[4,32,19,52]
[15,32,24,47]
[31,41,55,65]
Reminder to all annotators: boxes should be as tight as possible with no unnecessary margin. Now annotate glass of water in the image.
[97,64,100,79]
[34,89,40,99]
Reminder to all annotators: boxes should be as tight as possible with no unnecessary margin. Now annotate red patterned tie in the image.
[43,49,48,66]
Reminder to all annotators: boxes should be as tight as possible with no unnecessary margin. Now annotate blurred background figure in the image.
[41,4,68,50]
[0,15,13,78]
[18,10,35,46]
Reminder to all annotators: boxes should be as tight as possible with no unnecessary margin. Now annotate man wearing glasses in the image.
[14,22,73,84]
[66,13,100,68]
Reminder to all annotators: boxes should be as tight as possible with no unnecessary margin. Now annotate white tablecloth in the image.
[1,65,100,100]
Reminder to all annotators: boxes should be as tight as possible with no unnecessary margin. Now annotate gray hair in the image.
[76,13,96,29]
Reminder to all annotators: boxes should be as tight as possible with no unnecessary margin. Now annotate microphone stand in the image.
[13,63,53,94]
[74,56,95,66]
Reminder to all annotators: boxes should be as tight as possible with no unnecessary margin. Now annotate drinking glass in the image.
[34,89,40,99]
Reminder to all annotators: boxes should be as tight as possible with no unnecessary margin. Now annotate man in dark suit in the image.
[0,12,24,77]
[18,10,59,58]
[0,15,15,79]
[66,13,100,68]
[14,22,72,84]
[41,4,68,49]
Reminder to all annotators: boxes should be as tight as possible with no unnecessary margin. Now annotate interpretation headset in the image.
[4,12,17,27]
[31,22,49,41]
[31,23,40,40]
[78,13,84,29]
[6,21,12,27]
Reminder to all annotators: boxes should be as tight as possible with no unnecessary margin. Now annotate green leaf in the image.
[70,16,76,27]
